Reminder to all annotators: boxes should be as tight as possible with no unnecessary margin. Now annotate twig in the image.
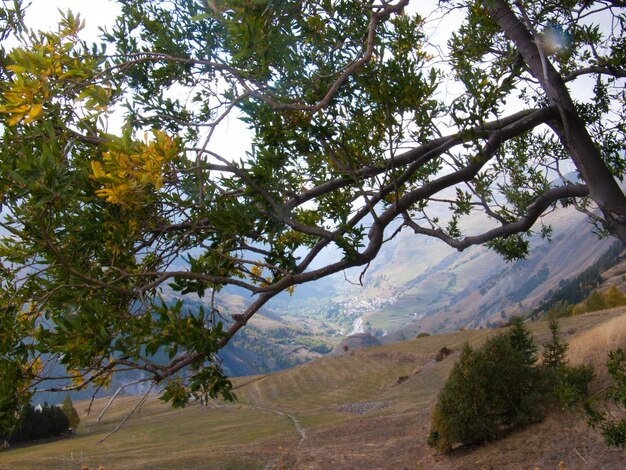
[97,378,152,422]
[96,383,154,444]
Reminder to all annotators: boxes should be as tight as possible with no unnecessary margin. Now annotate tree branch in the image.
[404,184,590,250]
[564,65,626,81]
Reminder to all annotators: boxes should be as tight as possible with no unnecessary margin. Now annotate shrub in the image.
[584,291,607,312]
[541,320,594,409]
[586,348,626,448]
[428,319,593,453]
[604,286,626,308]
[434,346,452,362]
[428,334,543,452]
[416,332,430,338]
[546,300,574,319]
[551,364,595,409]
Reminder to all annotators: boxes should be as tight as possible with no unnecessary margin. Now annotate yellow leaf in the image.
[68,369,85,387]
[6,64,27,73]
[7,113,24,126]
[23,103,43,123]
[90,161,105,179]
[250,264,264,279]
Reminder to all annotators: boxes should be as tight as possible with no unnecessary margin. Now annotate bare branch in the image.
[404,184,590,250]
[96,383,154,444]
[97,378,153,422]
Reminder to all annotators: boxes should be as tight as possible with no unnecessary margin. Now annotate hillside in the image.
[84,204,618,386]
[2,309,625,470]
[219,313,341,376]
[267,204,617,341]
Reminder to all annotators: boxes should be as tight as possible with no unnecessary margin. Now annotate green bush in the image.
[428,318,593,453]
[586,348,626,448]
[541,320,594,409]
[428,333,543,452]
[551,365,595,409]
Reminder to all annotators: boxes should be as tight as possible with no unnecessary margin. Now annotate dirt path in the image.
[219,378,309,469]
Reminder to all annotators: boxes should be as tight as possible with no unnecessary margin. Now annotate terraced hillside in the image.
[1,310,625,469]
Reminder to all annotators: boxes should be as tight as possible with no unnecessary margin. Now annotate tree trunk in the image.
[488,0,626,244]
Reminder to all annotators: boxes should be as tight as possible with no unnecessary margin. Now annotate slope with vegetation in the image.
[530,242,626,320]
[1,310,624,469]
[428,318,594,452]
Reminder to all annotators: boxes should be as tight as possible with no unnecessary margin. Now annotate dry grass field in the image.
[1,309,625,469]
[567,309,626,387]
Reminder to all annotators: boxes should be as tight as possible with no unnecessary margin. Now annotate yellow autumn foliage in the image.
[250,264,264,280]
[0,13,110,126]
[91,130,179,208]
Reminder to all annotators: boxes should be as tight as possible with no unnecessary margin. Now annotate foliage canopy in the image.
[0,0,625,426]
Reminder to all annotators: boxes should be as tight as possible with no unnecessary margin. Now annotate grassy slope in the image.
[2,310,626,470]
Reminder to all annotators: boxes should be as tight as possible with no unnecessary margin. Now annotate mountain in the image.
[33,204,620,406]
[294,204,618,339]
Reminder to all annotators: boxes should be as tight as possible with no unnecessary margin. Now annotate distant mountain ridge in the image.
[271,203,618,340]
[35,204,619,406]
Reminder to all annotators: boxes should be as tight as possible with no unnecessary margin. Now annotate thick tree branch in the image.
[404,184,590,250]
[285,107,555,211]
[564,65,626,81]
[488,0,626,244]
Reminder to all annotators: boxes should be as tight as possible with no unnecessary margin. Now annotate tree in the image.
[542,319,568,369]
[508,316,537,366]
[61,395,80,430]
[602,285,626,309]
[6,403,70,444]
[1,0,625,424]
[428,332,543,452]
[584,291,608,313]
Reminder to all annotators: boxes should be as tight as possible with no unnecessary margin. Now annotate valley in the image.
[208,205,624,375]
[258,204,615,335]
[30,205,625,412]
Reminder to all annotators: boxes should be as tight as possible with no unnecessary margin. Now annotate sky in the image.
[22,0,120,37]
[19,0,255,159]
